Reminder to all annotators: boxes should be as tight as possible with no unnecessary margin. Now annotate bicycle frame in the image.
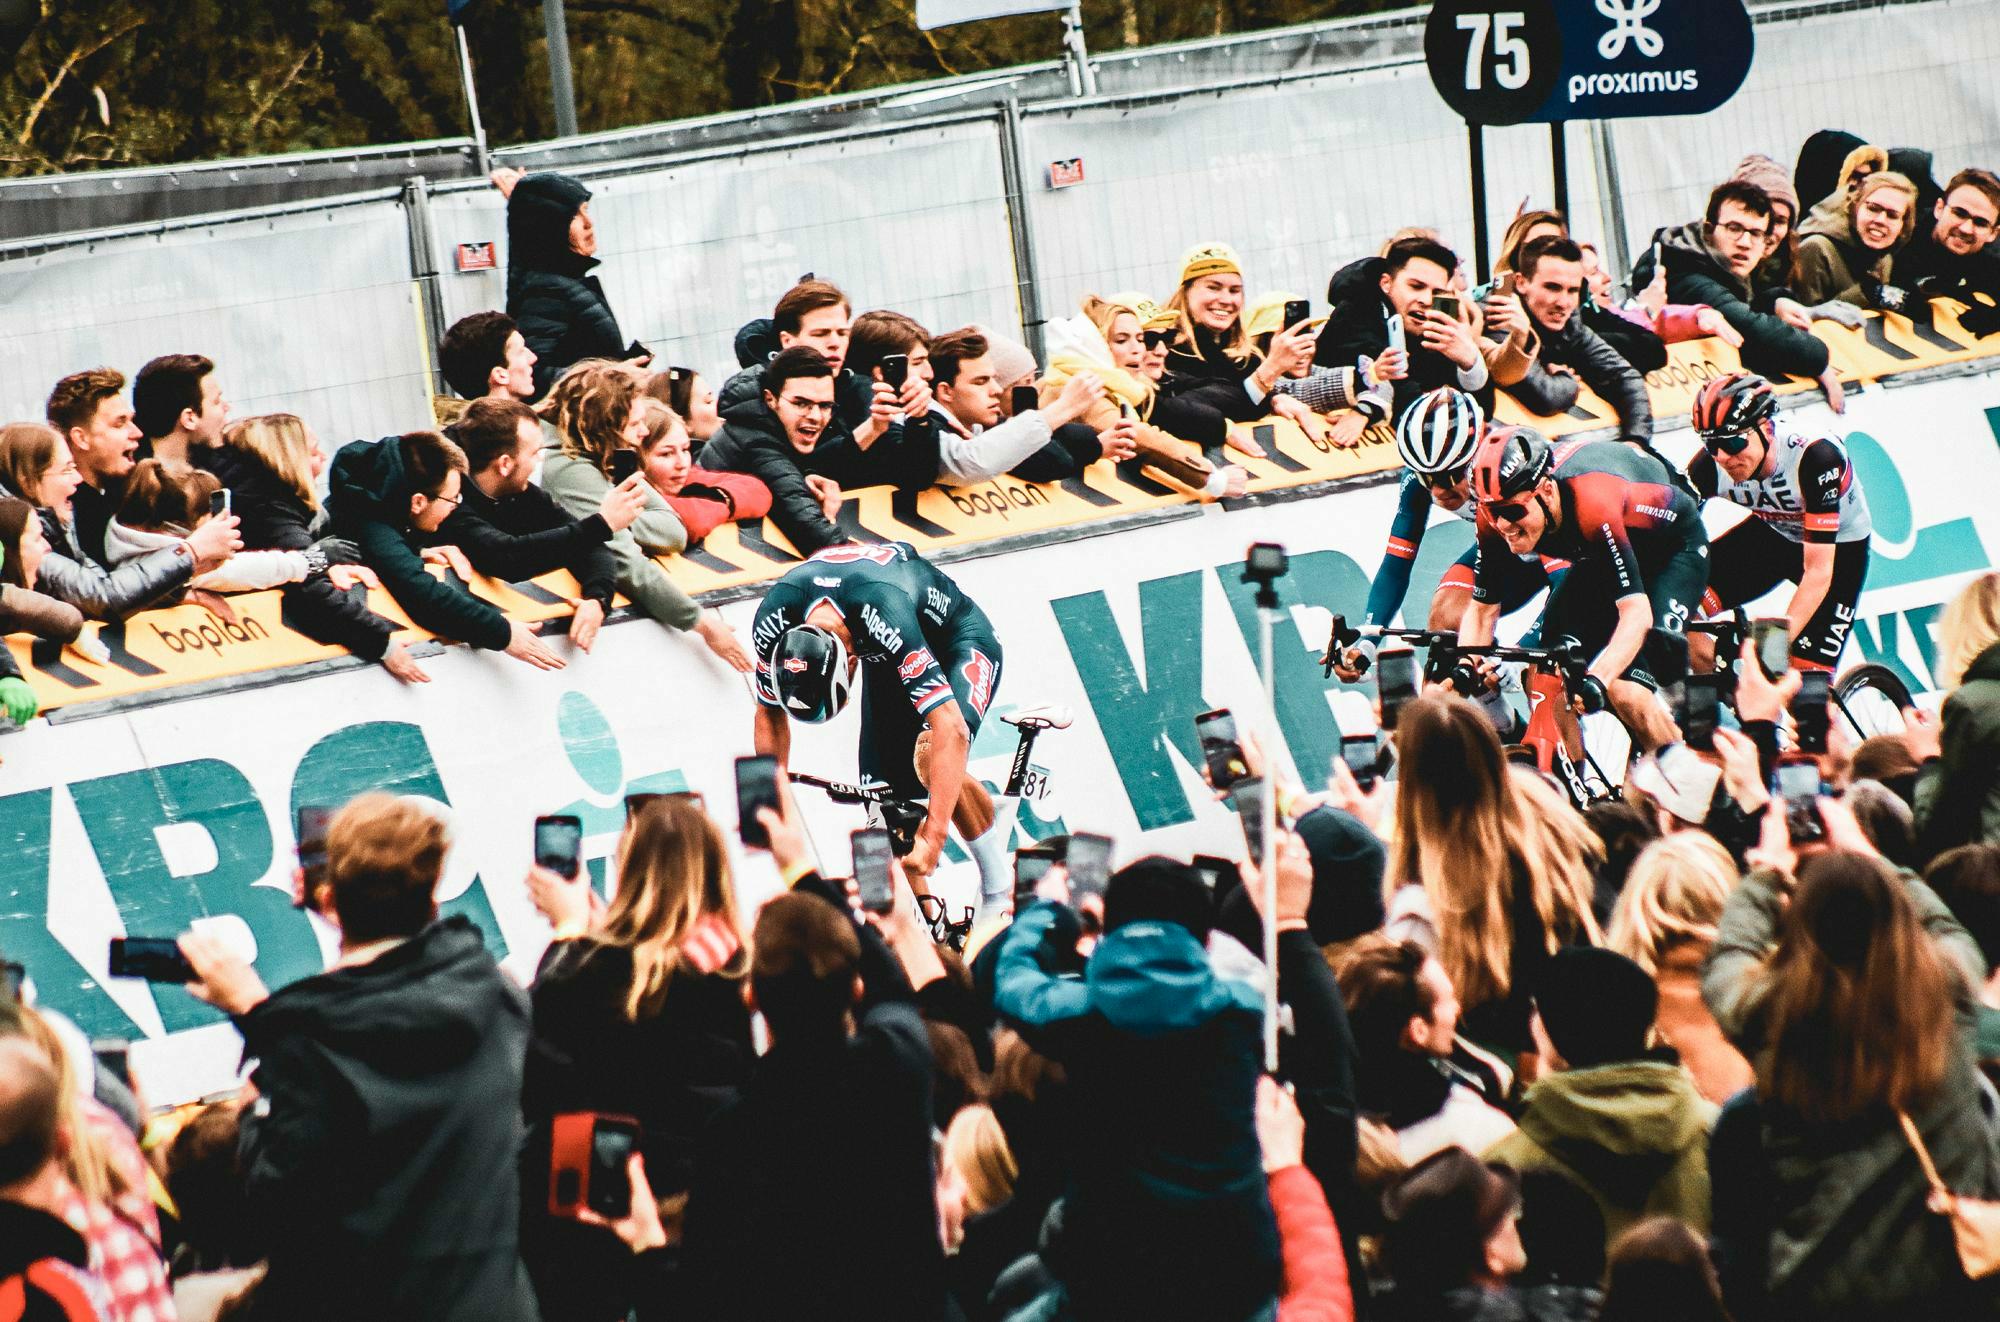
[1519,666,1600,806]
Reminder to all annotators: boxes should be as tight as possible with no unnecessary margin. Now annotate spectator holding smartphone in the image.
[106,459,322,598]
[520,796,755,1321]
[328,427,565,670]
[629,396,771,545]
[210,413,429,682]
[439,397,638,654]
[540,362,750,670]
[1160,242,1321,452]
[1319,235,1495,429]
[178,792,541,1322]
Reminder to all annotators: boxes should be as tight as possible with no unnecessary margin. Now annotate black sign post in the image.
[1426,0,1754,276]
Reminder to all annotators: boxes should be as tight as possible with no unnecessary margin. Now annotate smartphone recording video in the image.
[1341,732,1382,789]
[1195,708,1250,791]
[609,449,641,484]
[1065,833,1113,903]
[1378,646,1419,730]
[1678,675,1721,752]
[734,755,780,848]
[1792,670,1831,755]
[852,829,896,916]
[534,815,583,880]
[1751,618,1790,680]
[107,937,196,984]
[1776,755,1826,845]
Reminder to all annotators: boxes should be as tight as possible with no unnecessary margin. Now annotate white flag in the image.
[916,0,1069,31]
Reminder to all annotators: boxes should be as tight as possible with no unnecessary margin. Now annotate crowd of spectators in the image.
[6,129,2000,1321]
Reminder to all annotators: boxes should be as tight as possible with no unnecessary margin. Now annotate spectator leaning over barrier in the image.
[132,353,229,471]
[1793,170,1920,310]
[680,802,948,1322]
[177,792,541,1322]
[1159,241,1321,456]
[1320,235,1495,428]
[0,1033,112,1322]
[439,310,539,404]
[1579,241,1744,351]
[45,369,144,569]
[993,854,1280,1322]
[927,325,1111,483]
[1896,167,2000,334]
[0,421,234,622]
[630,395,772,544]
[209,413,430,682]
[702,346,852,555]
[777,307,939,493]
[1729,153,1803,293]
[1630,180,1845,411]
[1493,209,1670,374]
[518,795,756,1321]
[1913,570,2000,863]
[1078,292,1230,450]
[327,427,566,671]
[0,496,83,726]
[1489,946,1712,1258]
[439,397,638,655]
[496,168,643,398]
[650,364,723,445]
[540,362,751,670]
[1491,235,1658,461]
[107,460,325,602]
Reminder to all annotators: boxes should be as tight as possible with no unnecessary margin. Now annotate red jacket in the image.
[663,467,773,544]
[1270,1165,1353,1322]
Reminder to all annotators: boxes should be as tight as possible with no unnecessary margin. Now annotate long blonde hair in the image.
[12,1007,121,1207]
[224,414,320,512]
[542,360,644,476]
[1165,282,1253,366]
[1937,571,2000,690]
[601,797,748,1018]
[1391,695,1602,1008]
[1607,832,1736,976]
[942,1104,1017,1215]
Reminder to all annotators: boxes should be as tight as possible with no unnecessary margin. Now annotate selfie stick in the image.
[1244,544,1286,1073]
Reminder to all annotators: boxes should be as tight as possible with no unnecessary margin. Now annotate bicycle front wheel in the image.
[1834,663,1916,742]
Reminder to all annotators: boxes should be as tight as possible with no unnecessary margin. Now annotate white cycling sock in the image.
[965,802,1019,926]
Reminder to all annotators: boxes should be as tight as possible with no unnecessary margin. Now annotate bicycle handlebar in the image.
[1322,613,1589,679]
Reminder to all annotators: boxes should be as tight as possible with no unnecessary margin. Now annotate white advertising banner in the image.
[5,367,1999,1103]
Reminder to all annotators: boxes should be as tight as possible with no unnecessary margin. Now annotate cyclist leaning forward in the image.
[1458,428,1710,752]
[1686,371,1871,671]
[751,541,1011,913]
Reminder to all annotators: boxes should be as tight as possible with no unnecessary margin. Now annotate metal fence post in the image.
[402,175,450,397]
[1590,119,1631,284]
[998,97,1048,366]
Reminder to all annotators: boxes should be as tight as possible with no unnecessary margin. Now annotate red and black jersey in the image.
[1474,440,1701,604]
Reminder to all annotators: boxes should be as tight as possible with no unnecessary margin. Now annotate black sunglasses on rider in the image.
[1700,427,1755,457]
[1142,329,1177,350]
[1424,466,1469,491]
[1484,498,1533,523]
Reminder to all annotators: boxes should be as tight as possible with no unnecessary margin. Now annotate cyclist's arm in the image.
[1579,478,1652,683]
[918,700,970,852]
[753,703,791,769]
[1591,596,1656,686]
[1457,517,1506,647]
[1361,476,1433,631]
[1788,439,1847,640]
[1458,598,1500,648]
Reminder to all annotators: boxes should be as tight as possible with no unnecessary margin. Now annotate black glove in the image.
[1448,661,1485,697]
[1959,300,2000,340]
[1574,673,1609,715]
[309,536,362,565]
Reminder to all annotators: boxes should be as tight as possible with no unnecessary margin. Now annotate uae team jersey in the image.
[752,542,983,720]
[1687,429,1872,544]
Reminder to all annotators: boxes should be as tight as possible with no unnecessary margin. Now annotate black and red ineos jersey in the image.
[1474,440,1701,603]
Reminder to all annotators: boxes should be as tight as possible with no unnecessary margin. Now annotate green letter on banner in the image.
[0,789,141,1038]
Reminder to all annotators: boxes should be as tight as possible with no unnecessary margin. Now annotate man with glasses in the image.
[1686,372,1871,672]
[1631,180,1845,413]
[702,346,856,555]
[1898,168,2000,334]
[1332,388,1565,686]
[328,427,565,670]
[1459,429,1705,751]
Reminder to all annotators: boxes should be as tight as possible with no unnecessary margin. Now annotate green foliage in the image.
[0,0,1373,175]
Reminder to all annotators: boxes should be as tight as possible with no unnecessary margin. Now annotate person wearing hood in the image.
[176,792,541,1322]
[1793,171,1921,309]
[993,855,1280,1322]
[496,168,642,398]
[1629,179,1846,412]
[1486,947,1712,1259]
[327,428,565,670]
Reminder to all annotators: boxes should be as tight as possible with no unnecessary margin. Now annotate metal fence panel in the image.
[429,118,1025,382]
[0,199,432,448]
[1016,65,1593,320]
[1602,0,2000,270]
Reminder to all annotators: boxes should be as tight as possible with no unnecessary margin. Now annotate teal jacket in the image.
[993,902,1278,1322]
[328,437,511,651]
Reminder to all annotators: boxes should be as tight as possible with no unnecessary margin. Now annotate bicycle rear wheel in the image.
[1833,663,1915,741]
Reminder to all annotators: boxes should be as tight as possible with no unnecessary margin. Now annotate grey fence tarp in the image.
[1016,63,1601,318]
[429,117,1027,380]
[0,198,430,447]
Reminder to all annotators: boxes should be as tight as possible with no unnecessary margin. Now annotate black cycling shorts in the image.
[1539,529,1710,690]
[857,605,1004,801]
[1702,521,1869,669]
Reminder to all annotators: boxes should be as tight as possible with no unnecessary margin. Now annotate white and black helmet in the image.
[1395,387,1486,478]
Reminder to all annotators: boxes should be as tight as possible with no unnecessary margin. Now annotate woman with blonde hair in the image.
[1912,570,2000,861]
[540,360,749,670]
[1608,832,1753,1102]
[1703,846,2000,1317]
[1158,242,1324,452]
[1384,693,1602,1058]
[206,412,425,681]
[943,1103,1018,1221]
[521,794,756,1319]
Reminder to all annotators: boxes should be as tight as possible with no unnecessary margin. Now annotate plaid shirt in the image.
[57,1100,175,1322]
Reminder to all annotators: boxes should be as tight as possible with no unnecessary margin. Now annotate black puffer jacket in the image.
[700,393,848,554]
[1318,255,1495,424]
[1629,222,1830,381]
[506,172,628,398]
[204,442,396,660]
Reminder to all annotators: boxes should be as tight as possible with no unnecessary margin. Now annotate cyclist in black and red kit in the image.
[1459,427,1709,750]
[1687,371,1872,671]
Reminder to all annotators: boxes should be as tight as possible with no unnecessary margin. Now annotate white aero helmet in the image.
[1395,387,1486,477]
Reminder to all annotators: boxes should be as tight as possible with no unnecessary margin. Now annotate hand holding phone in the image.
[1377,646,1419,730]
[735,755,781,848]
[1775,755,1826,844]
[1010,384,1039,418]
[1341,733,1382,789]
[534,815,583,880]
[549,1113,641,1222]
[208,488,232,519]
[1013,845,1059,909]
[1678,675,1721,752]
[1282,299,1311,332]
[1386,314,1406,356]
[1195,709,1250,792]
[1792,670,1831,755]
[1430,293,1462,323]
[1751,618,1791,681]
[852,829,896,916]
[1065,833,1113,904]
[107,937,197,984]
[609,449,641,484]
[878,354,910,392]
